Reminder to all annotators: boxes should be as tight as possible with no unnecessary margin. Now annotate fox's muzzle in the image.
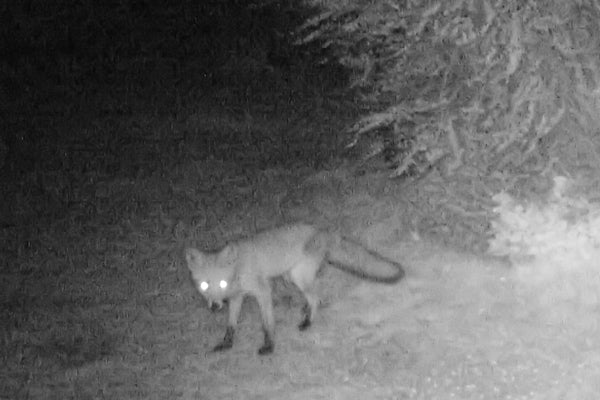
[207,299,225,312]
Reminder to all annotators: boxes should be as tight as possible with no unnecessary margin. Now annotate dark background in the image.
[1,0,350,178]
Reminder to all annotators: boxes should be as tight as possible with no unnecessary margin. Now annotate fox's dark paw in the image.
[299,303,312,331]
[212,341,233,352]
[258,331,274,355]
[212,326,234,352]
[298,317,311,331]
[258,342,274,355]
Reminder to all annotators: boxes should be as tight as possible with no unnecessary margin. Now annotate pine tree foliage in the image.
[300,0,600,248]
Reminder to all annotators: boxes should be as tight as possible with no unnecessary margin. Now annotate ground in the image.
[3,151,600,400]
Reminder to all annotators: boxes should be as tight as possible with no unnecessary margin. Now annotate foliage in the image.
[301,0,600,248]
[490,177,600,265]
[489,176,600,306]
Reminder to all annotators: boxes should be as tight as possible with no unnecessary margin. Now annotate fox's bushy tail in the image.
[321,233,405,283]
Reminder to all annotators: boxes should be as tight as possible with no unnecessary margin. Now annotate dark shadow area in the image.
[0,0,350,178]
[0,0,356,229]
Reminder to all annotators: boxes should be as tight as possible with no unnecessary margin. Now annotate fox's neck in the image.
[222,263,241,295]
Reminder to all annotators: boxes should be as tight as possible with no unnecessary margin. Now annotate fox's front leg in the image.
[253,279,275,355]
[213,294,243,352]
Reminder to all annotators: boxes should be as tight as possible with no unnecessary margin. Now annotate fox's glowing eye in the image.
[199,281,209,291]
[219,280,228,289]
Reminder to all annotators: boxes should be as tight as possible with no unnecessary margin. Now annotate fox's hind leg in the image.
[298,287,318,331]
[289,260,320,331]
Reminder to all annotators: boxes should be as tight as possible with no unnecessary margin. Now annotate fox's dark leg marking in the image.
[298,302,312,331]
[258,328,274,355]
[297,283,318,331]
[213,326,234,352]
[288,258,321,332]
[212,294,243,352]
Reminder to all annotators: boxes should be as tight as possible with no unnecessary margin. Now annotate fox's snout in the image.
[206,299,225,312]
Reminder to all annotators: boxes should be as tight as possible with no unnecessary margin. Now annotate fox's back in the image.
[236,224,320,278]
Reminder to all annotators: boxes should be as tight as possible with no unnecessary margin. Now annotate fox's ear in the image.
[219,245,238,264]
[185,248,205,270]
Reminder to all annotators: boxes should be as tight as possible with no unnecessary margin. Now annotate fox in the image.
[184,223,405,355]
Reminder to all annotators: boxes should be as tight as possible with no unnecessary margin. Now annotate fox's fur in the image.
[184,223,405,355]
